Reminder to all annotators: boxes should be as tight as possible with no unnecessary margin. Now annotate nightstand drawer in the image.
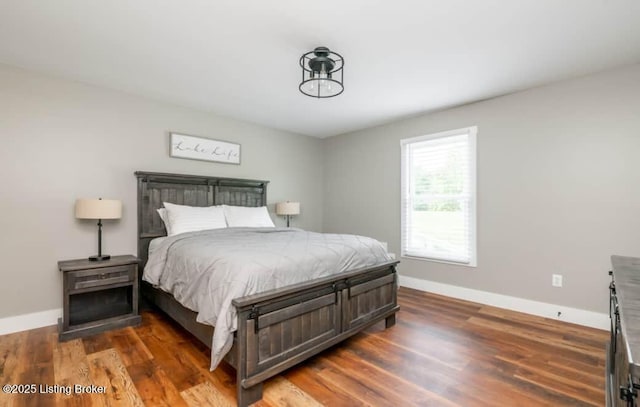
[68,265,135,290]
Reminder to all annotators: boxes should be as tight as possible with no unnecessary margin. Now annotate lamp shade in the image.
[75,199,122,219]
[276,201,300,216]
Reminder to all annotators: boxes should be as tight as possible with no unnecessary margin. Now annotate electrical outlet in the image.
[552,274,563,287]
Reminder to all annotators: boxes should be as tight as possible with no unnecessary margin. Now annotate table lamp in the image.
[75,198,122,261]
[276,201,300,227]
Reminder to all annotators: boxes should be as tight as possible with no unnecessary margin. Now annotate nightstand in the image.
[58,255,141,341]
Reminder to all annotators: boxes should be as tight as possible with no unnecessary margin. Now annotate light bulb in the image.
[319,66,327,86]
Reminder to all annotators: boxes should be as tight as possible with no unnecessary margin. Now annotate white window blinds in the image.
[401,127,477,266]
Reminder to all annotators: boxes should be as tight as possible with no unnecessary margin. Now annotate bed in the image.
[135,171,399,406]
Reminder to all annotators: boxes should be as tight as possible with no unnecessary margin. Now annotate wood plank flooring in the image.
[0,287,608,406]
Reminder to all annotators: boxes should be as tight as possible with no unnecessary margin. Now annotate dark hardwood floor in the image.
[0,287,608,406]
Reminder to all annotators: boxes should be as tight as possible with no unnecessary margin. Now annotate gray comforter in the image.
[143,227,391,370]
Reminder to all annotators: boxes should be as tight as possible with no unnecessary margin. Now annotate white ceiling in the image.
[1,1,639,138]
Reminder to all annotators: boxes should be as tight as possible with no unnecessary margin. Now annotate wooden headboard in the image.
[135,171,269,268]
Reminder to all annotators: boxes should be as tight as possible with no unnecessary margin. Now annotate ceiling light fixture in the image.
[299,46,344,98]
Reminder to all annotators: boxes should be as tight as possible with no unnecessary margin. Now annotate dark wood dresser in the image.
[608,255,640,406]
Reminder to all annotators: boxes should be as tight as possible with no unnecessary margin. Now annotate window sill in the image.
[400,254,477,268]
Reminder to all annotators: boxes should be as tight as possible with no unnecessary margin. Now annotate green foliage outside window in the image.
[412,149,465,211]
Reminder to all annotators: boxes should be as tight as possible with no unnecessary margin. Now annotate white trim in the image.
[468,127,477,266]
[401,254,477,268]
[400,126,477,145]
[0,308,62,336]
[0,276,609,335]
[399,274,608,330]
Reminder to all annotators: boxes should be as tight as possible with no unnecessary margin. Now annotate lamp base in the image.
[89,254,111,262]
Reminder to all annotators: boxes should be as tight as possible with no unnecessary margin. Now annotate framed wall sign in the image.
[170,132,241,165]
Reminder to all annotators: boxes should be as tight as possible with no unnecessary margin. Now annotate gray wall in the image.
[323,64,640,314]
[3,61,639,321]
[0,64,324,319]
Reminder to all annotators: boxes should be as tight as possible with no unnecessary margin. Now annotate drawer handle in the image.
[99,273,107,279]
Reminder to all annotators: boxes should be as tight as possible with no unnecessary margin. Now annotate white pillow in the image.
[157,208,172,235]
[223,205,275,228]
[163,202,227,236]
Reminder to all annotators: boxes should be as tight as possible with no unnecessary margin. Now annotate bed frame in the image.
[135,171,399,406]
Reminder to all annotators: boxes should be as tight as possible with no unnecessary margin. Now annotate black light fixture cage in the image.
[299,46,344,98]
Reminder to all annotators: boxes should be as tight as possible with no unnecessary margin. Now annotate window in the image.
[401,126,477,266]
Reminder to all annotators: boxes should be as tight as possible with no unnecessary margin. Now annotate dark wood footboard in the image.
[232,260,399,406]
[142,260,399,407]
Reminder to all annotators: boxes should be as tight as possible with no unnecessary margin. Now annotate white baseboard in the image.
[0,277,609,335]
[399,275,609,330]
[0,308,62,336]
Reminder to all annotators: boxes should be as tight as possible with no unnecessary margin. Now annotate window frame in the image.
[400,126,478,267]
